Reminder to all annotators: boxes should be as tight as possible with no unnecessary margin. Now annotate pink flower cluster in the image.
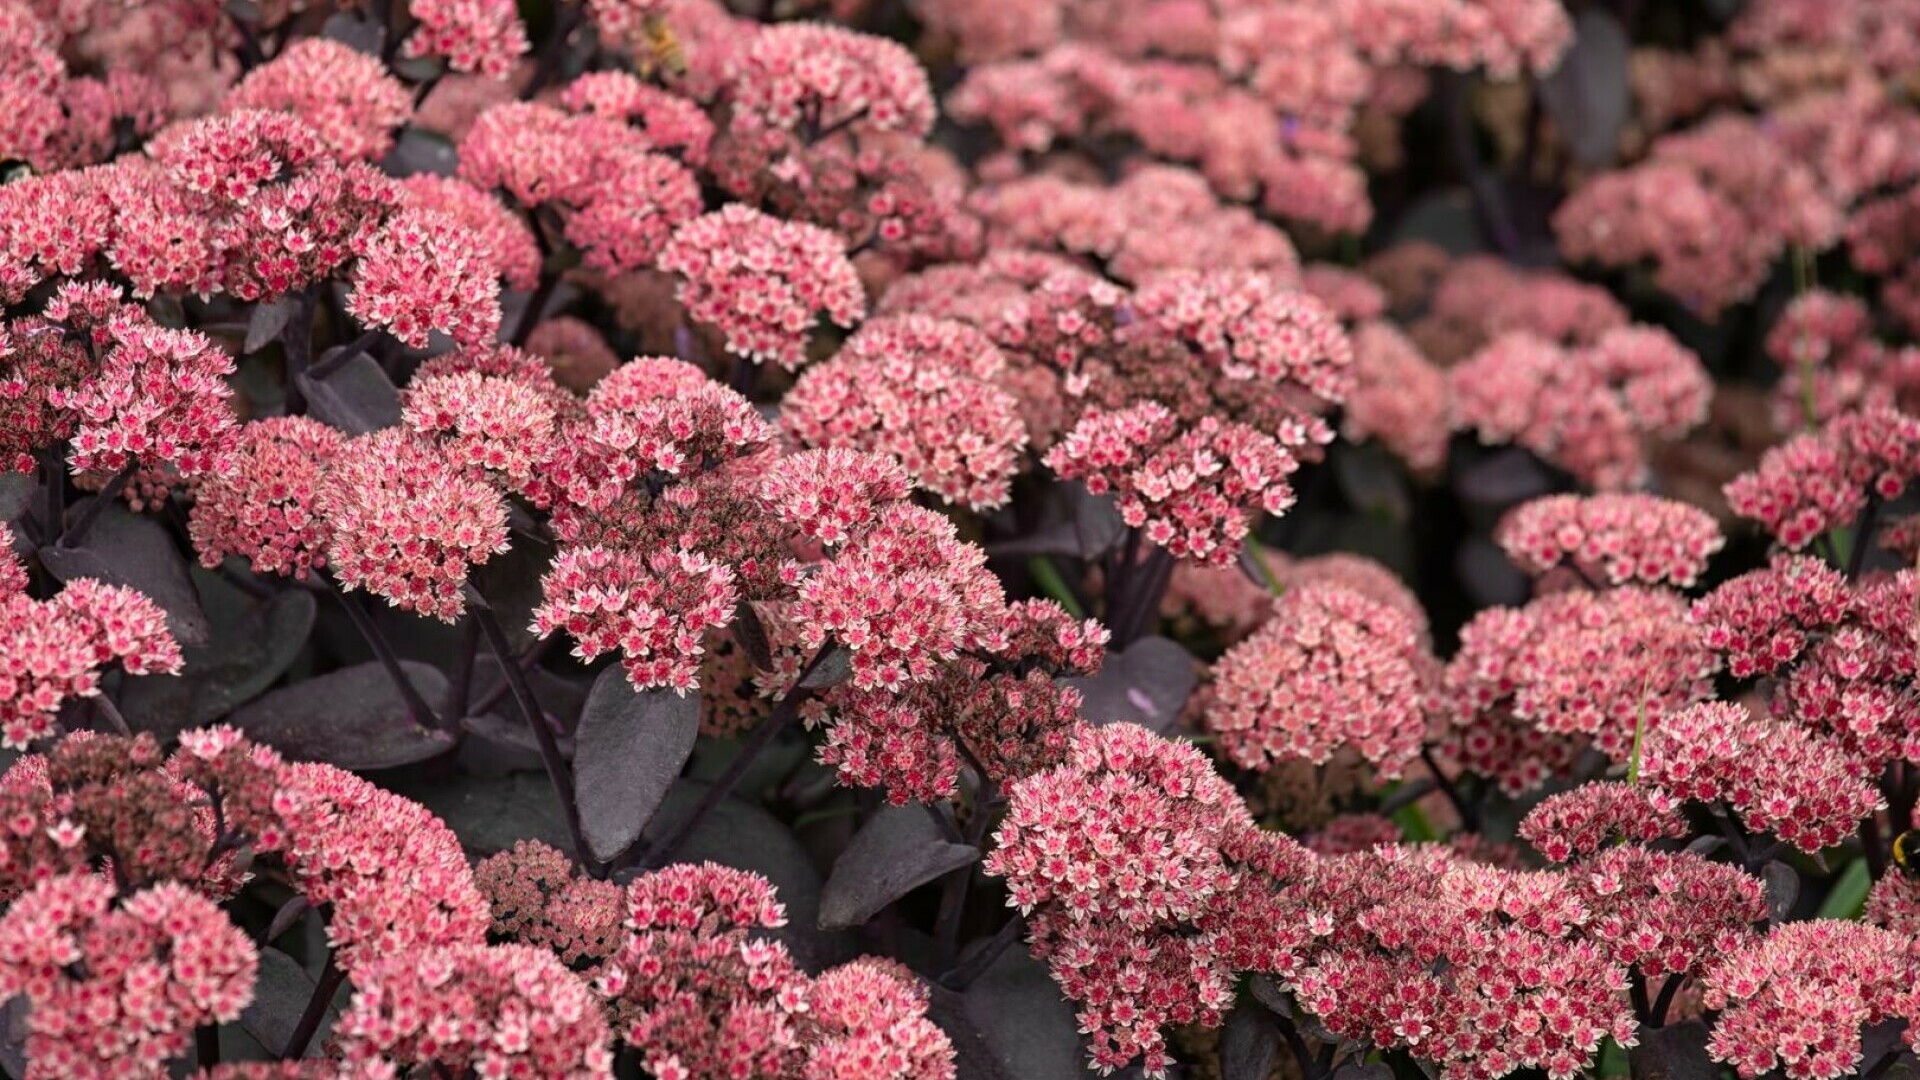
[1344,320,1451,473]
[0,575,182,748]
[0,873,258,1080]
[1639,701,1881,852]
[188,417,342,579]
[222,39,412,161]
[1207,583,1435,779]
[532,545,739,694]
[346,207,503,350]
[1572,845,1766,979]
[474,840,627,969]
[1725,406,1920,550]
[1518,781,1688,863]
[1496,494,1725,589]
[1449,328,1711,489]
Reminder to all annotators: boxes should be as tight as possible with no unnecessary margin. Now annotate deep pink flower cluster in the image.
[1518,781,1688,863]
[1571,845,1766,979]
[1207,583,1434,779]
[783,316,1029,510]
[402,0,529,77]
[395,174,544,292]
[1639,701,1881,852]
[801,958,957,1080]
[1449,328,1711,489]
[1774,571,1920,764]
[1446,586,1713,768]
[1725,406,1920,550]
[1409,255,1628,364]
[1047,403,1300,566]
[532,545,739,694]
[1701,920,1920,1080]
[188,417,343,580]
[0,873,257,1080]
[335,942,615,1078]
[0,576,182,748]
[1762,290,1920,427]
[657,204,867,371]
[346,208,503,350]
[1691,555,1852,678]
[985,722,1253,1075]
[1132,270,1354,408]
[317,428,511,622]
[403,369,561,497]
[1496,494,1725,589]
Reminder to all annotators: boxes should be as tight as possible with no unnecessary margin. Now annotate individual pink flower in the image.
[985,722,1252,1075]
[782,340,1028,511]
[189,417,344,579]
[1725,406,1920,550]
[1,580,182,748]
[275,761,492,973]
[1640,701,1881,853]
[402,0,529,78]
[1518,781,1689,863]
[396,174,543,292]
[1702,920,1917,1080]
[347,208,504,350]
[222,38,412,160]
[404,369,560,498]
[0,873,257,1080]
[599,863,809,1080]
[1207,583,1434,779]
[657,204,867,371]
[802,958,957,1080]
[317,429,512,622]
[1343,320,1450,472]
[1497,494,1725,588]
[1047,403,1300,566]
[532,545,740,694]
[335,942,615,1078]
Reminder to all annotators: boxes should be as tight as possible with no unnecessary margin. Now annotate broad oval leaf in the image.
[38,501,211,646]
[1540,9,1631,168]
[240,947,338,1058]
[1629,1021,1718,1080]
[244,297,299,354]
[230,660,454,769]
[960,947,1097,1079]
[1761,860,1800,923]
[1065,636,1197,734]
[573,667,700,863]
[819,805,979,930]
[0,474,32,525]
[1220,1001,1281,1080]
[987,486,1125,560]
[121,572,315,738]
[298,353,401,435]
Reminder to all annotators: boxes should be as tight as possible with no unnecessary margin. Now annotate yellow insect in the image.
[1894,829,1920,877]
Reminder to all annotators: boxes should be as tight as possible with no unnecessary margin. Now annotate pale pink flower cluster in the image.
[188,417,343,580]
[802,958,957,1080]
[1774,571,1920,763]
[532,546,739,694]
[0,873,257,1080]
[317,429,511,622]
[275,761,492,973]
[1449,328,1711,489]
[403,369,561,497]
[1701,920,1920,1080]
[396,175,544,292]
[1207,583,1435,779]
[1496,493,1725,588]
[559,71,716,166]
[0,577,182,748]
[402,0,529,78]
[347,207,504,350]
[1046,403,1300,566]
[1132,269,1354,408]
[1446,586,1713,766]
[1408,254,1628,365]
[1725,406,1920,550]
[1691,555,1852,678]
[223,39,412,161]
[783,316,1028,510]
[728,22,936,141]
[985,722,1255,1075]
[335,942,615,1078]
[1639,701,1881,853]
[657,204,867,370]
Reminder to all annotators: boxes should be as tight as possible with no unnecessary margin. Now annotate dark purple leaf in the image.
[1761,860,1800,923]
[925,986,1015,1080]
[1540,9,1631,168]
[239,947,336,1058]
[1066,636,1197,734]
[1220,1001,1281,1080]
[1452,446,1555,524]
[229,661,454,769]
[1333,1066,1394,1080]
[244,297,299,354]
[121,572,315,738]
[38,501,210,646]
[0,474,32,525]
[471,530,553,653]
[298,354,401,435]
[988,486,1125,560]
[1333,443,1411,522]
[573,667,700,862]
[320,9,384,53]
[397,770,573,855]
[1386,187,1483,255]
[959,947,1096,1079]
[381,128,460,178]
[799,645,854,689]
[265,896,311,945]
[1247,974,1292,1017]
[1629,1021,1717,1080]
[1455,536,1530,609]
[819,805,979,930]
[0,996,26,1079]
[733,602,774,670]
